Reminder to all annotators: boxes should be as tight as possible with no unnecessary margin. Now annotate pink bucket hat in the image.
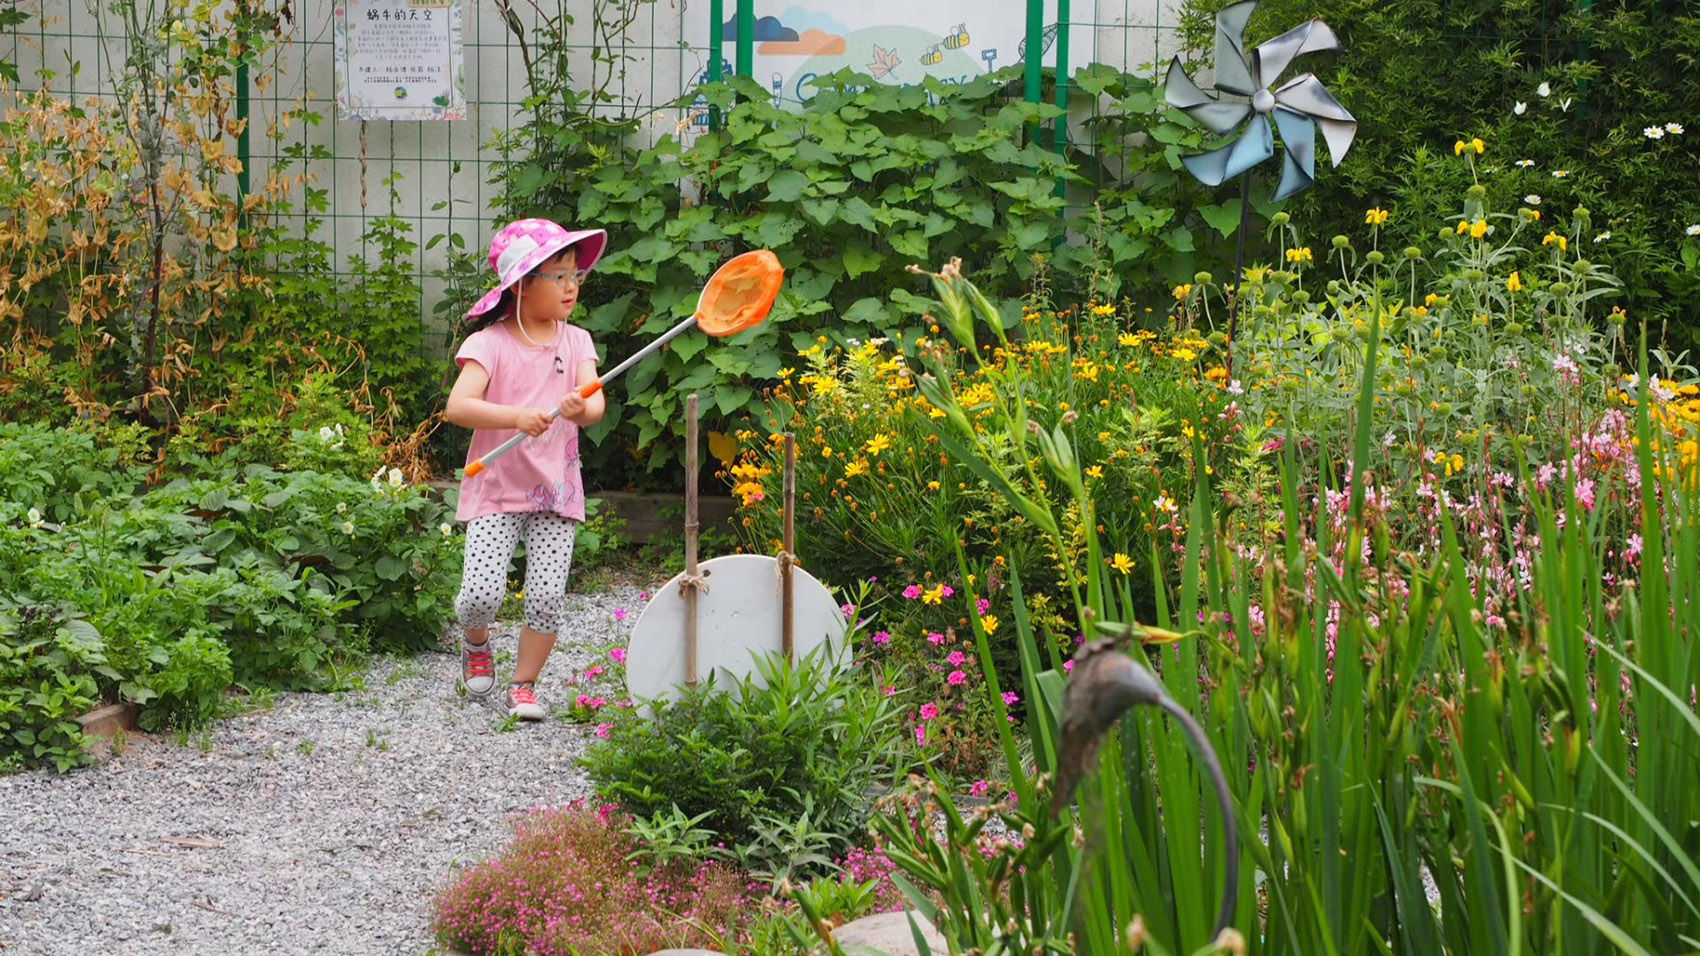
[465,219,608,319]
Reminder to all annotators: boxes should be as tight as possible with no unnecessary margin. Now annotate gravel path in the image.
[0,582,653,956]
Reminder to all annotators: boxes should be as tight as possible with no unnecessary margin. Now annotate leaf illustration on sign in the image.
[867,44,901,79]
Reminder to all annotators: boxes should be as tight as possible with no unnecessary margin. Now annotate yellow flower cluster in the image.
[730,461,771,506]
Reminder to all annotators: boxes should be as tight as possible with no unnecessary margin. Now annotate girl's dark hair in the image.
[466,286,519,333]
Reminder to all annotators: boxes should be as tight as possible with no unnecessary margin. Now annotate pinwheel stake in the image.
[1165,0,1356,345]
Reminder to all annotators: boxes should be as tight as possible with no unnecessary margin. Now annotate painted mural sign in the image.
[681,2,1061,134]
[332,0,466,121]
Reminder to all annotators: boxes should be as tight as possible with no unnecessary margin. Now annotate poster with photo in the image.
[679,1,1083,135]
[333,0,466,121]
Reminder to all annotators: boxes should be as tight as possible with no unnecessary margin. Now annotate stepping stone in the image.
[832,910,948,956]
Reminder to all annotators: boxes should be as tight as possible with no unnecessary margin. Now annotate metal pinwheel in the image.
[1165,0,1357,201]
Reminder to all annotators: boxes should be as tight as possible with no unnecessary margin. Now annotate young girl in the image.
[445,219,608,719]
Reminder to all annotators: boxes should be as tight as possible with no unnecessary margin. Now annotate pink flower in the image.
[584,664,605,680]
[872,630,891,645]
[1002,691,1020,705]
[903,585,923,600]
[613,608,628,622]
[947,650,967,666]
[1625,533,1643,563]
[915,725,927,746]
[919,702,940,720]
[883,685,897,696]
[594,723,614,738]
[976,598,990,615]
[941,585,956,598]
[927,631,946,645]
[609,647,627,664]
[1063,660,1075,673]
[968,780,991,797]
[638,591,650,602]
[1574,478,1597,512]
[947,670,967,686]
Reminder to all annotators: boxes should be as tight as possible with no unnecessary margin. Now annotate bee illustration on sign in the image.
[943,23,970,49]
[921,43,943,65]
[393,86,407,99]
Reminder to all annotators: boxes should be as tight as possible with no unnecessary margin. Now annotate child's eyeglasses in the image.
[532,267,589,285]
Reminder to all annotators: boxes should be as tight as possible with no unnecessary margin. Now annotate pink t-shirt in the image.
[454,322,597,523]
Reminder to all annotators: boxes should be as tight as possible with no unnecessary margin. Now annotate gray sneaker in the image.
[505,682,546,721]
[460,639,496,697]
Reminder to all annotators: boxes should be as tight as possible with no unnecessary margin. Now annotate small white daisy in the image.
[1515,158,1536,168]
[1667,123,1685,135]
[342,521,356,535]
[1593,231,1612,243]
[1524,194,1542,205]
[1688,224,1700,236]
[439,523,454,536]
[1645,126,1665,139]
[387,467,405,488]
[1552,169,1570,178]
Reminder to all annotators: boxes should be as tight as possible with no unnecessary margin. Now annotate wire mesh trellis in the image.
[2,0,1189,349]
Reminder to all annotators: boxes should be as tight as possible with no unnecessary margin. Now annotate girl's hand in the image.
[557,391,588,422]
[515,409,552,436]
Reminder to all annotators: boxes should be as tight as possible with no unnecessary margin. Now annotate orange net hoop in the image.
[696,249,784,336]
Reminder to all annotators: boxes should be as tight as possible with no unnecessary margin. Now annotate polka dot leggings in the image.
[456,512,578,635]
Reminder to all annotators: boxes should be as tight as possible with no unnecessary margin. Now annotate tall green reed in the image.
[872,261,1699,955]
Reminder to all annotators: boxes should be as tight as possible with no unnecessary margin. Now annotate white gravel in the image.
[0,583,652,956]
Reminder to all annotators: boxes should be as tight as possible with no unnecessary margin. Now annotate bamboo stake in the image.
[684,394,700,687]
[781,432,797,662]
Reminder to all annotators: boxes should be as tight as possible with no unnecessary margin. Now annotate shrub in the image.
[580,648,903,883]
[432,802,755,956]
[1177,0,1700,348]
[0,603,103,773]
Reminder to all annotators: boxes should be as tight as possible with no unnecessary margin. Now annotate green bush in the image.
[1177,0,1700,347]
[0,426,466,766]
[581,648,903,883]
[0,421,147,525]
[0,603,103,773]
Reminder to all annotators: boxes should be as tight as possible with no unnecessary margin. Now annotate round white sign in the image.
[625,554,847,703]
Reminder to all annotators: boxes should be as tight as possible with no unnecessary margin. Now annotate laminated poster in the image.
[681,1,1058,129]
[333,0,466,121]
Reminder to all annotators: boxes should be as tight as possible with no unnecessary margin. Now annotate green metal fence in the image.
[3,0,1185,340]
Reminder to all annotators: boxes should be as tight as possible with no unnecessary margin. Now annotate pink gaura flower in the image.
[968,780,991,797]
[883,685,897,696]
[976,598,990,615]
[1002,691,1020,705]
[872,630,891,645]
[841,603,858,619]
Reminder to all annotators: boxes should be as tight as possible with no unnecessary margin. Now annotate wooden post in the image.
[684,394,701,687]
[781,432,797,661]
